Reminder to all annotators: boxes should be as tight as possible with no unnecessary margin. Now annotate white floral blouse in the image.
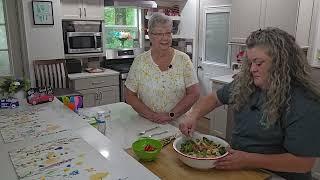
[125,49,198,113]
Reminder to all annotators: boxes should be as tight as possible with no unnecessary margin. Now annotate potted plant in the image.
[0,77,30,99]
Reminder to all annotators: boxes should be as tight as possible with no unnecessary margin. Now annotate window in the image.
[104,7,140,49]
[203,7,230,65]
[0,0,10,76]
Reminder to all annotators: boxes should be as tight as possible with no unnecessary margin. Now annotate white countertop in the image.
[81,103,181,149]
[0,99,159,180]
[210,74,234,84]
[68,69,120,80]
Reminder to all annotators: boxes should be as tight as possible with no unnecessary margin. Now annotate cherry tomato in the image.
[144,144,156,151]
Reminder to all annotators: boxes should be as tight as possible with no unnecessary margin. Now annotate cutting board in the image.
[126,142,271,180]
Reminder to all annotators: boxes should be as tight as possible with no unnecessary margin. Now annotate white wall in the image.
[18,0,64,86]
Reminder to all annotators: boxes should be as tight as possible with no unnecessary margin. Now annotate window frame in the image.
[0,0,11,77]
[104,7,140,49]
[0,0,24,78]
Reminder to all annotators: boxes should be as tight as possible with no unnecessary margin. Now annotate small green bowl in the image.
[132,137,162,161]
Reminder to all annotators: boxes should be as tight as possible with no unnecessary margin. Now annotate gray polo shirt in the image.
[216,82,320,180]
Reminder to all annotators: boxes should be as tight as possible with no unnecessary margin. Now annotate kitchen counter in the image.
[84,103,273,180]
[210,74,234,84]
[0,99,159,180]
[81,103,180,149]
[68,69,119,80]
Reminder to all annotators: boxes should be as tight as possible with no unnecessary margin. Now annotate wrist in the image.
[169,111,176,119]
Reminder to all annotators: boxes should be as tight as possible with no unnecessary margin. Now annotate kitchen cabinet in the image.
[229,0,261,44]
[61,0,104,20]
[229,0,312,47]
[210,74,234,141]
[68,71,120,107]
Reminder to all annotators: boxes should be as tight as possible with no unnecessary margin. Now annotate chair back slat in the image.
[48,64,54,88]
[51,64,57,88]
[33,59,68,89]
[56,63,62,88]
[40,65,46,87]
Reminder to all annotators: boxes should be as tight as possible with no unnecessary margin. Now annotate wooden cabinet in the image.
[61,0,104,20]
[69,71,120,107]
[229,0,312,47]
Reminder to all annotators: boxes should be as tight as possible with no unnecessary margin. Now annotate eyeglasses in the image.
[150,32,172,37]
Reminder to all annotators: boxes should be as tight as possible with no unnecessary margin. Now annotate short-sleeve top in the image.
[216,82,320,180]
[125,49,198,113]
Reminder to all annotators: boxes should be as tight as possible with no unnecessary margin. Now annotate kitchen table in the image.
[0,99,159,180]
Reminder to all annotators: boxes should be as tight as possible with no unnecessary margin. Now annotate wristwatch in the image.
[169,112,175,118]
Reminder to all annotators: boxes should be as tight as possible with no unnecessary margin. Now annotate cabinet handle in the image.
[84,8,86,17]
[95,93,99,100]
[99,92,102,100]
[79,8,82,18]
[92,81,105,85]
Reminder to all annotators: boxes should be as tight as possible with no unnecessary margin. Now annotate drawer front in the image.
[78,88,98,108]
[72,75,119,90]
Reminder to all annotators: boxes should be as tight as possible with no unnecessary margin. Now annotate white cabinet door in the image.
[295,0,314,48]
[313,159,320,179]
[229,0,262,43]
[61,0,82,20]
[79,88,98,107]
[83,0,104,20]
[210,81,228,138]
[211,105,228,138]
[264,0,299,37]
[98,86,120,106]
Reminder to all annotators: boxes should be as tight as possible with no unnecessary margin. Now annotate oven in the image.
[120,73,128,102]
[104,58,134,102]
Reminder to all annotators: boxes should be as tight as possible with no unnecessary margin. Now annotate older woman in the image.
[179,27,320,179]
[125,13,200,124]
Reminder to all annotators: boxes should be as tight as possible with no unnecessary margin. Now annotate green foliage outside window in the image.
[104,7,139,49]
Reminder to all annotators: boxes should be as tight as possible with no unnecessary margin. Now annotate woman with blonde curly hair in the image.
[179,27,320,179]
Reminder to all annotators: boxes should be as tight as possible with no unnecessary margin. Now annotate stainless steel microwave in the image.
[66,32,102,54]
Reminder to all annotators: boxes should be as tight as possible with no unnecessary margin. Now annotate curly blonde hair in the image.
[230,27,320,126]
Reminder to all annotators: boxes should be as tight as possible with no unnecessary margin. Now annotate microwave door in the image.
[67,32,102,53]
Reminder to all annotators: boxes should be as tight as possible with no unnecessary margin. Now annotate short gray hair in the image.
[148,12,173,33]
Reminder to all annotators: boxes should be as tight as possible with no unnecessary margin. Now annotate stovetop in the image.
[103,58,134,74]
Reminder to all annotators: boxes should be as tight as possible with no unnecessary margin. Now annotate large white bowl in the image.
[173,133,229,169]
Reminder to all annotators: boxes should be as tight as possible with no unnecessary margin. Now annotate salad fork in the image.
[138,126,159,135]
[148,130,169,138]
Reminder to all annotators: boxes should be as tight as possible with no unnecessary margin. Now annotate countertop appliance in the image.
[66,32,103,54]
[66,59,82,74]
[63,21,103,55]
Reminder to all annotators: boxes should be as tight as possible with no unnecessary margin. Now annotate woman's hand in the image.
[215,149,250,170]
[179,111,197,136]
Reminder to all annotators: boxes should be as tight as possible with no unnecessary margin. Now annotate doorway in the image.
[197,5,233,95]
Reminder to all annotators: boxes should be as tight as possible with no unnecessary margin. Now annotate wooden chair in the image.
[33,59,81,97]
